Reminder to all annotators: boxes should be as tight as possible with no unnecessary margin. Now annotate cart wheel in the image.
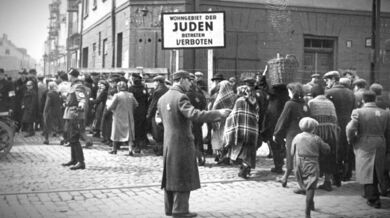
[0,120,14,158]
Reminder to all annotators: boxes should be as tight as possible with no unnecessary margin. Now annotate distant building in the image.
[0,34,36,78]
[70,0,390,88]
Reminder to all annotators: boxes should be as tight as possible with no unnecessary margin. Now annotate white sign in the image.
[162,12,225,49]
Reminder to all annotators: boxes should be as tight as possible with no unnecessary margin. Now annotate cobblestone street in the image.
[1,133,390,218]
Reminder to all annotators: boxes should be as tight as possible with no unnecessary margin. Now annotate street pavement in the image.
[0,132,390,218]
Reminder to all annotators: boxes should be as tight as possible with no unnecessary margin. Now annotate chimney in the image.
[2,34,7,40]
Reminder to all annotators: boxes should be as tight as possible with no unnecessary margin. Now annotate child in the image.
[291,117,330,218]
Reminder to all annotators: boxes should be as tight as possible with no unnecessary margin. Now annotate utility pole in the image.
[370,0,381,84]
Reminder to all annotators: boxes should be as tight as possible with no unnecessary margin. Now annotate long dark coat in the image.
[325,84,355,162]
[274,98,310,171]
[129,83,149,143]
[43,90,62,132]
[147,83,169,142]
[91,89,108,131]
[22,89,38,123]
[158,85,222,192]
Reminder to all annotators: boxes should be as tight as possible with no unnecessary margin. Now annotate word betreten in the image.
[176,39,213,46]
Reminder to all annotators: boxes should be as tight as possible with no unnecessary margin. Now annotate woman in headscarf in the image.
[223,84,259,179]
[274,82,310,187]
[211,80,237,161]
[308,84,339,191]
[90,80,108,138]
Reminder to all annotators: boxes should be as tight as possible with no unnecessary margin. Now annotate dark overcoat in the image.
[147,83,169,142]
[158,85,222,192]
[274,98,310,170]
[43,90,63,132]
[346,103,390,186]
[22,89,38,123]
[91,89,108,131]
[325,84,355,161]
[129,83,149,142]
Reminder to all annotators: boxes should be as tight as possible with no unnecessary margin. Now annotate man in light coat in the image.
[157,70,230,217]
[346,91,390,208]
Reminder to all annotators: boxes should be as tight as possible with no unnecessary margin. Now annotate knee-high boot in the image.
[109,142,118,154]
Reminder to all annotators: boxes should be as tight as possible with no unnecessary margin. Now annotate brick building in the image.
[78,0,390,87]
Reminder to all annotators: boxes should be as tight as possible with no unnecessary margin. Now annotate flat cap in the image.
[311,73,320,78]
[211,73,224,81]
[0,68,4,74]
[195,72,203,77]
[172,70,190,80]
[29,69,37,75]
[68,68,80,77]
[323,71,340,79]
[299,117,319,132]
[153,75,166,82]
[352,78,367,87]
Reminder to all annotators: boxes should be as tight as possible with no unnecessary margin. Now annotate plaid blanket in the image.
[212,81,236,110]
[224,96,259,147]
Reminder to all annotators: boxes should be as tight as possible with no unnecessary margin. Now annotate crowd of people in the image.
[1,66,390,218]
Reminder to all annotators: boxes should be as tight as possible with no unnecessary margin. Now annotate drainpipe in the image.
[193,0,200,72]
[370,0,381,84]
[79,0,84,69]
[111,0,116,68]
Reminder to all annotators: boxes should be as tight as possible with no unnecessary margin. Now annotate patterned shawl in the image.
[212,80,236,110]
[223,95,259,147]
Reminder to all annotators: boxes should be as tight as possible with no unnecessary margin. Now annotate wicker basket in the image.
[267,54,299,86]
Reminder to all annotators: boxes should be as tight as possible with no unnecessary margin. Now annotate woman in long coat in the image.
[43,81,63,144]
[224,84,259,179]
[91,80,108,138]
[211,80,236,157]
[107,81,138,155]
[308,84,339,191]
[274,82,310,187]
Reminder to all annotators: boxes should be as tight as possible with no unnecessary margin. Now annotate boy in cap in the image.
[291,117,330,218]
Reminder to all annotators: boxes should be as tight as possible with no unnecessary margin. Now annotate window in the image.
[117,33,123,67]
[5,49,10,55]
[92,43,97,67]
[93,0,97,10]
[98,32,101,55]
[84,0,89,17]
[304,38,334,49]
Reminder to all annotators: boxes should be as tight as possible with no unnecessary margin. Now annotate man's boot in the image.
[270,149,284,174]
[61,146,77,166]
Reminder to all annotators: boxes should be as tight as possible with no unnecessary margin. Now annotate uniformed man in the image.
[0,68,15,114]
[158,70,230,217]
[61,68,87,170]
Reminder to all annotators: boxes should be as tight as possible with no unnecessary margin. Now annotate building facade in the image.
[0,34,36,78]
[77,0,390,87]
